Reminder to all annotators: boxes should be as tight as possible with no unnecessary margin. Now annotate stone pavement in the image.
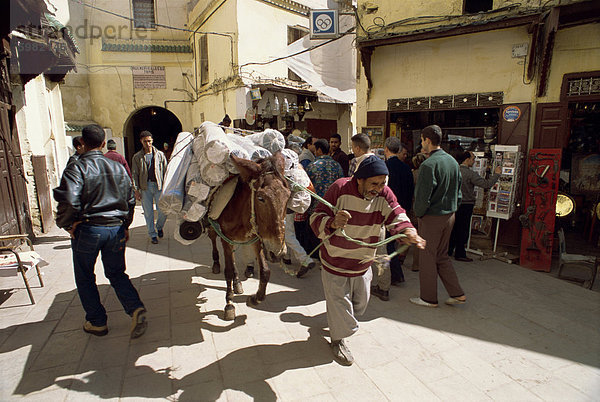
[1,206,599,401]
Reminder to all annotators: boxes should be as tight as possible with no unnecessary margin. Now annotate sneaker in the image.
[409,297,438,307]
[282,257,292,265]
[296,261,315,278]
[83,321,108,336]
[331,339,354,366]
[130,307,148,339]
[157,229,164,238]
[151,237,158,244]
[445,297,466,305]
[371,285,389,301]
[245,266,254,278]
[455,256,473,262]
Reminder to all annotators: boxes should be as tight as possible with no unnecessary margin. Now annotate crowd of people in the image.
[54,121,498,367]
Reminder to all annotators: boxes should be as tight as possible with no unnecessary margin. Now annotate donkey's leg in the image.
[208,228,221,274]
[221,240,236,320]
[248,243,270,306]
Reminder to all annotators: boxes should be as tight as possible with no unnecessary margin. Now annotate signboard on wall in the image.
[309,10,339,39]
[132,66,166,89]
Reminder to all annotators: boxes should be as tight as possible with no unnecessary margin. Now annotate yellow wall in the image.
[540,23,600,103]
[357,22,600,133]
[188,0,240,127]
[62,0,194,137]
[357,26,535,128]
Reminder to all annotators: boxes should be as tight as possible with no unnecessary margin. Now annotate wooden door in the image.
[32,155,53,233]
[0,107,19,236]
[306,119,337,139]
[533,102,568,149]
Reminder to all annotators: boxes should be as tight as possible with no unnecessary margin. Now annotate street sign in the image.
[309,10,339,39]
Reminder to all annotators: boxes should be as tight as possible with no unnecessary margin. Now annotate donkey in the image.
[211,152,291,320]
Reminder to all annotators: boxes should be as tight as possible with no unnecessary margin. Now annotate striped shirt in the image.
[310,177,414,277]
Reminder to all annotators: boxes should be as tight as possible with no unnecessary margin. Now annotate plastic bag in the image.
[158,131,194,215]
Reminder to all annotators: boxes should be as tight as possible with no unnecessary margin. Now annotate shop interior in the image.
[557,102,600,256]
[390,107,500,159]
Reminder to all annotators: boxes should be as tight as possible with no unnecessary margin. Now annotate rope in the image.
[286,176,411,261]
[208,217,259,246]
[207,178,261,246]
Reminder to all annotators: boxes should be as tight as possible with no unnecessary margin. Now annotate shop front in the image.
[365,91,529,254]
[232,84,352,143]
[534,71,600,256]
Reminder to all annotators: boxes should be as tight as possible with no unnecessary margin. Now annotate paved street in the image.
[1,206,599,401]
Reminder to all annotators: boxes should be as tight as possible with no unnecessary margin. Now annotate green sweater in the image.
[414,149,462,217]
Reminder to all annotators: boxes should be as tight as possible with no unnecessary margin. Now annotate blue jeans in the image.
[72,224,144,326]
[141,181,166,238]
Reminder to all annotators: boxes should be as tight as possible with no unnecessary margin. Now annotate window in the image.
[133,0,155,29]
[199,34,209,86]
[287,26,308,82]
[463,0,493,14]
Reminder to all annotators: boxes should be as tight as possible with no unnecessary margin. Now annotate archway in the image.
[123,106,182,162]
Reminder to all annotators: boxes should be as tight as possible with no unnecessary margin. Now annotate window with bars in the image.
[199,34,209,86]
[133,0,156,29]
[287,26,308,82]
[567,77,600,97]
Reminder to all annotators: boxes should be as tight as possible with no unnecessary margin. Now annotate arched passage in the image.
[123,106,182,162]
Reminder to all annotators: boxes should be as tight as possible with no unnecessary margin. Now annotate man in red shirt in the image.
[104,139,132,178]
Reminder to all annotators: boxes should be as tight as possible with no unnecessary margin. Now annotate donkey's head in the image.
[232,152,291,262]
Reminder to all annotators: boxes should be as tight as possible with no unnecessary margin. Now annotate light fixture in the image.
[273,96,280,115]
[282,96,290,114]
[263,99,273,119]
[304,99,312,111]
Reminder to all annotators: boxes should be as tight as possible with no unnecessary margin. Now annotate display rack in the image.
[482,145,522,262]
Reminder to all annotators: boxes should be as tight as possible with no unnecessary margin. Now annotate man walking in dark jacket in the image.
[411,125,466,307]
[54,124,147,339]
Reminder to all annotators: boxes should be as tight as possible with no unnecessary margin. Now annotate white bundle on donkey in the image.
[159,122,311,245]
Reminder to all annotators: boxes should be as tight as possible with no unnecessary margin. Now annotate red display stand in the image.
[519,148,562,271]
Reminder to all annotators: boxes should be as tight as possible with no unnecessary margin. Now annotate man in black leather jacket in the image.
[54,124,147,339]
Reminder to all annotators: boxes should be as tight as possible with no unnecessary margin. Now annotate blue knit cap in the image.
[354,155,389,178]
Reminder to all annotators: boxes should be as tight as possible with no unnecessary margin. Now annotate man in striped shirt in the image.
[310,155,426,366]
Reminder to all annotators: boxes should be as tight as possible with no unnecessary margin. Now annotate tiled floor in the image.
[1,207,599,401]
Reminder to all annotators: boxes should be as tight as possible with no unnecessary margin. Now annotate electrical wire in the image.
[239,28,355,69]
[69,0,234,39]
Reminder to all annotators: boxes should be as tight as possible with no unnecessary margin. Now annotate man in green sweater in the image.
[411,125,466,307]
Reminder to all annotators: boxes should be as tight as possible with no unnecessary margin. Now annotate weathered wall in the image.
[61,0,194,139]
[13,76,70,228]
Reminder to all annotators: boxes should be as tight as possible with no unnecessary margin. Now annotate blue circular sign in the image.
[503,106,521,122]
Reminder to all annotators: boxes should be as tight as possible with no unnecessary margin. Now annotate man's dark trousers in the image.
[72,224,144,326]
[448,203,474,259]
[387,231,405,282]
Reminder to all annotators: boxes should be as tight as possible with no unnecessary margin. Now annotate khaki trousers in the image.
[417,214,464,304]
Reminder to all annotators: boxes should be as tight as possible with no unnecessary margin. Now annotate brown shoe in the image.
[83,321,108,336]
[371,285,389,301]
[296,261,315,278]
[130,307,148,339]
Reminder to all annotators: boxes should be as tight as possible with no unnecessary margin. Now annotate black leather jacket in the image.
[54,150,135,229]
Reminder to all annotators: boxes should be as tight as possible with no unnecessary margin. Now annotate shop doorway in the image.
[123,106,182,162]
[557,102,600,250]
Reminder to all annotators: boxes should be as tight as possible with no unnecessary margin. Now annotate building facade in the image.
[5,0,78,234]
[355,0,600,247]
